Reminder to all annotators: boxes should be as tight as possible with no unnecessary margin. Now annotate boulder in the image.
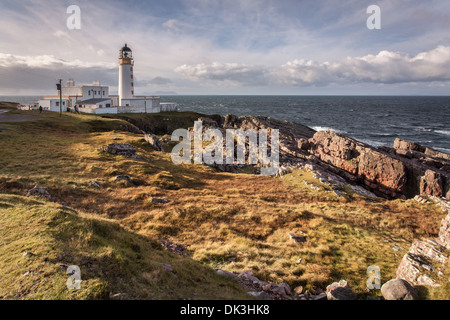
[381,279,418,300]
[326,280,357,300]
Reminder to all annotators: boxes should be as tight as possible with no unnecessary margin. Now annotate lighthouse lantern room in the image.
[118,43,134,105]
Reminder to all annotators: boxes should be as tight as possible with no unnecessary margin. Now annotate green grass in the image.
[0,193,249,300]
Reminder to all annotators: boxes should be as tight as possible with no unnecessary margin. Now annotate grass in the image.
[0,108,448,299]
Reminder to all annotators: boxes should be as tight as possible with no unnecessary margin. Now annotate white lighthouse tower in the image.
[118,43,134,106]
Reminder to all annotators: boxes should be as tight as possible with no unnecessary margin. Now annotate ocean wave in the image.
[435,147,450,154]
[311,126,346,134]
[435,130,450,136]
[414,127,432,132]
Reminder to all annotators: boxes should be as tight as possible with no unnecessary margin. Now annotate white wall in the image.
[119,63,134,105]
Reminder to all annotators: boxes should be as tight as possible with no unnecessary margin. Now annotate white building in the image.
[38,44,177,114]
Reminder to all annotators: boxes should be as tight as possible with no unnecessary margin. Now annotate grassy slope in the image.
[0,106,448,299]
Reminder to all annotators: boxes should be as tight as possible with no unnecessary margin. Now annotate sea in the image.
[2,95,449,153]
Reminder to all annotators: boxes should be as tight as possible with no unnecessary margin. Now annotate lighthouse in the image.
[38,43,177,114]
[118,43,134,106]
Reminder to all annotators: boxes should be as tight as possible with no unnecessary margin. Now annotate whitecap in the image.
[311,126,346,134]
[435,130,450,136]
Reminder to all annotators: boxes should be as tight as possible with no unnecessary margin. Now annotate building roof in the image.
[77,98,111,105]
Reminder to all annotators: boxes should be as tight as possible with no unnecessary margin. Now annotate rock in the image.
[26,185,51,200]
[159,239,189,256]
[22,251,35,258]
[216,269,236,278]
[99,143,146,160]
[326,280,357,300]
[309,131,450,199]
[381,279,419,300]
[309,131,408,198]
[151,198,169,204]
[143,132,164,152]
[289,233,306,243]
[115,175,131,183]
[439,212,450,249]
[396,237,448,288]
[393,138,450,161]
[312,293,328,300]
[90,181,100,188]
[396,253,440,287]
[248,291,272,300]
[278,282,292,296]
[238,271,263,284]
[420,170,444,198]
[409,240,448,264]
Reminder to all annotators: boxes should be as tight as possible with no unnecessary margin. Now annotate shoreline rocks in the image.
[194,114,449,200]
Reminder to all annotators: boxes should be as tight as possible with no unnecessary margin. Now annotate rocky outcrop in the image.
[309,131,408,198]
[188,114,450,199]
[396,239,448,287]
[309,132,450,199]
[381,279,418,300]
[393,138,450,161]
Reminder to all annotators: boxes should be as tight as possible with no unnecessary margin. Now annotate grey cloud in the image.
[0,53,117,93]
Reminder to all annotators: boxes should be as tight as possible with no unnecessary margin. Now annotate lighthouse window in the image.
[130,75,133,79]
[130,67,133,71]
[131,82,134,87]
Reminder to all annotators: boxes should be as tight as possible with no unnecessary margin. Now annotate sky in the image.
[0,0,449,95]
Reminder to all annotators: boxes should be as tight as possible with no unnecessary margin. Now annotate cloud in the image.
[175,46,450,87]
[0,52,116,93]
[175,62,271,86]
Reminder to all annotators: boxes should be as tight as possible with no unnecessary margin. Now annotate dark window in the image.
[106,104,111,108]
